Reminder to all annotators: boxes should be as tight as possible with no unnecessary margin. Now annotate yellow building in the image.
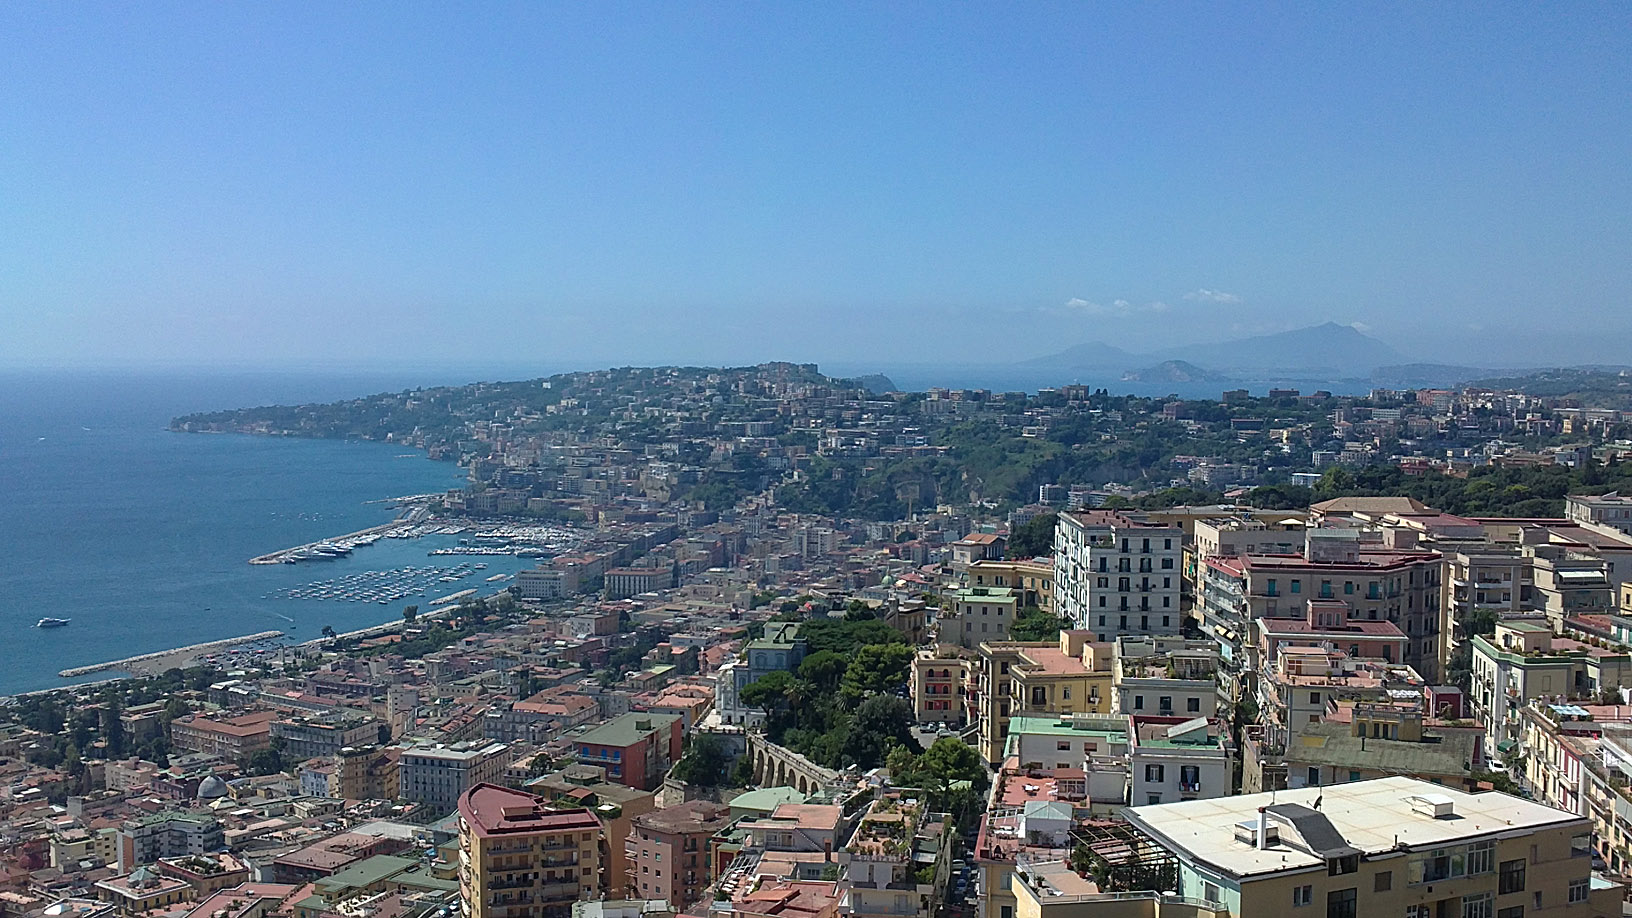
[335,745,400,801]
[457,783,603,918]
[973,632,1112,764]
[1125,776,1621,918]
[966,559,1055,614]
[911,645,974,727]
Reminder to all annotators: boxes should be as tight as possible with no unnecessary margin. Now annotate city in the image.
[7,365,1632,918]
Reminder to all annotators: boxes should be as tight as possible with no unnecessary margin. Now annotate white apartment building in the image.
[1054,510,1182,641]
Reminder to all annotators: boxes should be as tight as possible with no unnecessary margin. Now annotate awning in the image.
[1497,740,1518,754]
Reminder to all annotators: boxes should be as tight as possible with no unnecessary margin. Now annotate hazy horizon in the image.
[4,5,1630,371]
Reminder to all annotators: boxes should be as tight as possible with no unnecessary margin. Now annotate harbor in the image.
[249,516,585,565]
[58,630,286,679]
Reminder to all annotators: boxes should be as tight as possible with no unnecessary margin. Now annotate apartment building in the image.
[1127,715,1231,806]
[1002,714,1130,810]
[1124,776,1620,918]
[1567,492,1632,536]
[572,713,683,791]
[1053,511,1182,640]
[400,742,512,817]
[628,801,732,908]
[1241,530,1444,681]
[965,558,1055,613]
[1470,621,1632,759]
[116,812,223,872]
[272,713,382,760]
[169,710,275,761]
[972,634,1112,764]
[333,744,400,801]
[945,586,1018,649]
[836,793,950,918]
[528,765,659,898]
[911,646,973,726]
[457,784,602,918]
[1112,636,1219,719]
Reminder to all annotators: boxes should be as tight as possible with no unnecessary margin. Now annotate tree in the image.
[1007,513,1057,559]
[321,624,337,639]
[797,651,850,693]
[672,734,730,787]
[741,671,798,721]
[839,644,915,707]
[842,695,916,769]
[249,738,286,776]
[403,605,419,623]
[1009,606,1066,642]
[916,737,986,792]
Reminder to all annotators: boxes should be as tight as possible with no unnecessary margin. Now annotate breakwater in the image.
[58,630,285,678]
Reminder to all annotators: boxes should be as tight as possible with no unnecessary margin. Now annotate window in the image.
[1374,870,1391,892]
[1568,877,1588,903]
[1162,558,1173,569]
[1344,581,1355,595]
[1135,695,1144,710]
[1571,833,1591,857]
[1146,794,1161,805]
[1307,767,1320,786]
[1498,859,1525,894]
[1326,888,1356,918]
[1497,907,1523,918]
[1187,697,1201,713]
[1292,884,1312,907]
[1159,695,1172,712]
[1462,892,1492,918]
[1057,741,1071,751]
[1062,687,1071,700]
[1310,691,1322,704]
[1291,580,1302,594]
[1203,882,1219,903]
[1468,840,1495,875]
[1144,763,1164,782]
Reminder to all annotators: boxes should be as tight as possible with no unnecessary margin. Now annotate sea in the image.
[0,368,557,696]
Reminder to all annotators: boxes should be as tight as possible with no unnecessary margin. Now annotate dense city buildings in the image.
[11,365,1632,918]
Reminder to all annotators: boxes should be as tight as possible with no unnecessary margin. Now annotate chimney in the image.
[1257,807,1269,850]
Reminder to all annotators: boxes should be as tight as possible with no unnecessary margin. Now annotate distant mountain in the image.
[1160,322,1407,378]
[1120,360,1227,384]
[1018,340,1139,373]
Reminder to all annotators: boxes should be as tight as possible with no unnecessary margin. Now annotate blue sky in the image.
[2,4,1629,372]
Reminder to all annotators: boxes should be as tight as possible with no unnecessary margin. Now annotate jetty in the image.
[59,630,285,678]
[249,523,401,565]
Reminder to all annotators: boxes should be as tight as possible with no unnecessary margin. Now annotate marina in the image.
[268,562,489,605]
[250,518,584,564]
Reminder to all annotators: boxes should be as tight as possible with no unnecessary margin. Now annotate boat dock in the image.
[249,523,402,565]
[59,630,285,678]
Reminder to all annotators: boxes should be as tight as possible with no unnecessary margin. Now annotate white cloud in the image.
[1058,297,1168,318]
[1183,288,1243,304]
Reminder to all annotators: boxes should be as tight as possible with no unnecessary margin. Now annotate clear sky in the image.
[3,3,1629,372]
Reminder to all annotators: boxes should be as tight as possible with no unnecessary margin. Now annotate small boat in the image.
[36,617,70,628]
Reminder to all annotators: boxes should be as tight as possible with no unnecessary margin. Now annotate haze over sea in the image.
[0,368,562,696]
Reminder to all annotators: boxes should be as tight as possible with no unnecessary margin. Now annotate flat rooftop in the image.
[1126,775,1585,880]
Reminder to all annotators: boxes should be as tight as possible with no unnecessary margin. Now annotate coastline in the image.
[56,630,286,679]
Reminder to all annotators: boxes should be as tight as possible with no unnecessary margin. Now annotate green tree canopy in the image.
[1007,513,1057,559]
[840,644,915,707]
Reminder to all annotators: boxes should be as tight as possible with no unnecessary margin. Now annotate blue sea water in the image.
[0,369,545,696]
